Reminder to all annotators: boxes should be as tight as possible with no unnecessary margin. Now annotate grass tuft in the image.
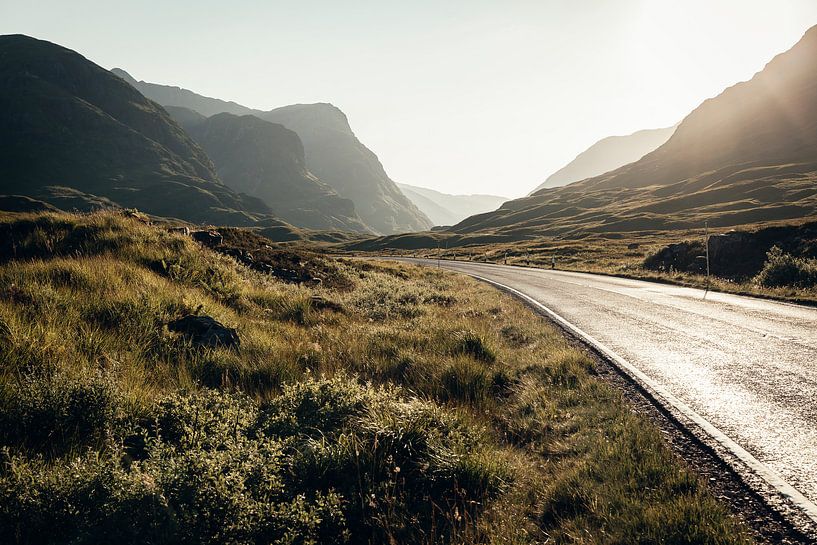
[451,330,496,363]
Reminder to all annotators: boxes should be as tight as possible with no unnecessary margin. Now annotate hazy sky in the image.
[4,1,817,198]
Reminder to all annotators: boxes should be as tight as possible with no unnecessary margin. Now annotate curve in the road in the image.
[396,258,817,527]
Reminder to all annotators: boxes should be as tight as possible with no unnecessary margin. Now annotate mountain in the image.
[257,104,432,234]
[111,68,255,117]
[113,71,433,234]
[531,126,676,193]
[0,35,272,225]
[451,25,817,239]
[168,107,369,232]
[397,183,507,226]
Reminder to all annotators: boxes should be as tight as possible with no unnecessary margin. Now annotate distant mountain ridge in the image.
[449,25,817,239]
[0,35,272,225]
[531,126,677,193]
[169,107,369,232]
[113,70,433,234]
[112,68,255,117]
[397,183,507,226]
[261,104,432,234]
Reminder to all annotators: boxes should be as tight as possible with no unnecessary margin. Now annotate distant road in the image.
[395,258,817,518]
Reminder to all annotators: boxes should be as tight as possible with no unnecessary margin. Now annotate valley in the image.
[2,9,817,544]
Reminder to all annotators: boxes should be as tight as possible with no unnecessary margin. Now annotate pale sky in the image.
[4,1,817,198]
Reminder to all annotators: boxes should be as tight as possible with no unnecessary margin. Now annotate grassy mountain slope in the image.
[397,183,507,226]
[112,71,433,234]
[531,125,677,192]
[451,25,817,239]
[169,108,370,232]
[396,184,459,226]
[0,210,752,544]
[0,35,276,225]
[260,104,433,234]
[0,35,280,225]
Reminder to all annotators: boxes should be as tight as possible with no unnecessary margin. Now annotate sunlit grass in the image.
[0,211,753,544]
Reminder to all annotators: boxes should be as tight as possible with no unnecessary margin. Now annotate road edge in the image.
[465,271,817,541]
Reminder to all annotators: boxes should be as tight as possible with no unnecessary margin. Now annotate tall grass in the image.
[0,211,753,544]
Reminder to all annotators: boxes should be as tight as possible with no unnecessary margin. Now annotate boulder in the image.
[708,231,750,260]
[167,315,239,349]
[191,230,223,247]
[168,226,190,236]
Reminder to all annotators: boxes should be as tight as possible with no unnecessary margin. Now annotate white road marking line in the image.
[462,270,817,525]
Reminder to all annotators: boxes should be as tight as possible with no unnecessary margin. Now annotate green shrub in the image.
[0,450,172,545]
[0,370,119,456]
[255,376,510,543]
[151,389,257,449]
[254,375,372,439]
[754,246,817,288]
[0,430,349,545]
[0,389,351,545]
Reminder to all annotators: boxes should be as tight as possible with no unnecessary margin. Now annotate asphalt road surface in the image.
[398,259,817,512]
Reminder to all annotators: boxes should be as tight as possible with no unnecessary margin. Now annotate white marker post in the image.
[704,221,711,296]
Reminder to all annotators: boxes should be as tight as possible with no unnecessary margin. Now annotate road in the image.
[397,259,817,515]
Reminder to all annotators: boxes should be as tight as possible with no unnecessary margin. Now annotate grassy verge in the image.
[0,211,753,544]
[380,230,817,305]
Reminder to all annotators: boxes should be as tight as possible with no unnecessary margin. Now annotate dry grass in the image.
[0,211,753,544]
[372,223,817,305]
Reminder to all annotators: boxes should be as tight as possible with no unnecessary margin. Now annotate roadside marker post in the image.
[704,221,711,297]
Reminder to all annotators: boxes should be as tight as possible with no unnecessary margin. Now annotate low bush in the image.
[273,377,510,543]
[254,375,372,439]
[1,380,509,545]
[0,370,119,456]
[754,246,817,288]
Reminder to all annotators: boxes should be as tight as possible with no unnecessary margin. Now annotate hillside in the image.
[397,183,507,226]
[451,25,817,239]
[113,71,433,234]
[169,108,369,232]
[111,68,255,117]
[531,126,676,192]
[0,35,273,225]
[259,104,433,234]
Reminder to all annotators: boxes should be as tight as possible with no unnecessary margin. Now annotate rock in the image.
[191,230,223,247]
[627,243,640,250]
[167,315,239,349]
[644,241,702,273]
[124,209,151,224]
[708,231,750,260]
[168,226,190,236]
